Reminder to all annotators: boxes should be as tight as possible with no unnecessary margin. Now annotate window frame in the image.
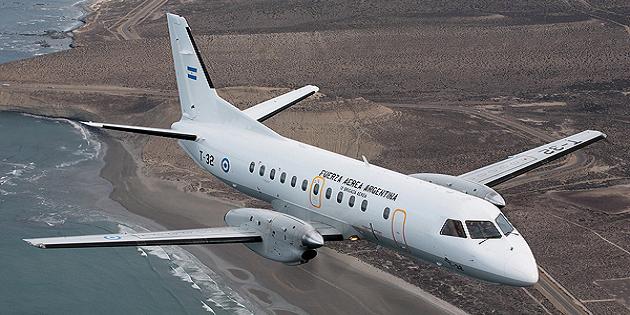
[249,162,255,173]
[280,172,287,184]
[495,213,514,236]
[440,219,467,238]
[465,220,502,239]
[336,191,344,203]
[348,195,355,207]
[259,165,266,176]
[383,207,390,219]
[360,200,368,212]
[325,187,332,199]
[291,176,297,187]
[301,179,308,191]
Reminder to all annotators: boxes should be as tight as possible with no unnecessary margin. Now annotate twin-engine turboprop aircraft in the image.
[24,13,607,286]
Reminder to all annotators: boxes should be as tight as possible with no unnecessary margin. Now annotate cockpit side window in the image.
[495,214,514,236]
[465,221,502,239]
[440,219,467,238]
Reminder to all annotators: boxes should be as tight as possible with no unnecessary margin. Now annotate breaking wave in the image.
[117,224,252,314]
[20,113,102,168]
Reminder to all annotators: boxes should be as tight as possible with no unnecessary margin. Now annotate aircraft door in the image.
[309,176,325,208]
[392,209,407,249]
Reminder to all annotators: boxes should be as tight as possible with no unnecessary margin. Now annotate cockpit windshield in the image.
[440,219,467,238]
[465,221,502,239]
[495,213,515,236]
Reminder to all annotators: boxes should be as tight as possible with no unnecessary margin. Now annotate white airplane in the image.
[24,13,607,287]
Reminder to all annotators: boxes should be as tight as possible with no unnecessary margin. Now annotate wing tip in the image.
[585,129,607,139]
[23,239,46,249]
[81,121,103,128]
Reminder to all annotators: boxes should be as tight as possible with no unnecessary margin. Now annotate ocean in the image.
[0,0,83,64]
[0,2,250,314]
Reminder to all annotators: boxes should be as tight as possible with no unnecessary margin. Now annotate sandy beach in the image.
[1,0,629,314]
[99,133,465,314]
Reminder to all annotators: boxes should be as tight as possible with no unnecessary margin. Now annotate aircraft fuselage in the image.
[174,120,539,286]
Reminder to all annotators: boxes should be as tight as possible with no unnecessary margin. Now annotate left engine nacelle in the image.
[224,208,324,265]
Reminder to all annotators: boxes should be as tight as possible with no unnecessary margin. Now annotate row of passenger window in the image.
[250,162,309,190]
[250,162,393,219]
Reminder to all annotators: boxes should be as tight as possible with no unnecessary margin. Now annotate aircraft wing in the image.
[459,130,607,187]
[243,85,319,122]
[81,122,198,141]
[23,227,261,249]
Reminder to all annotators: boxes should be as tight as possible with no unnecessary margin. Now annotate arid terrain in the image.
[0,0,629,314]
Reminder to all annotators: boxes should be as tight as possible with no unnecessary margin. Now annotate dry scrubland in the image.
[1,0,629,313]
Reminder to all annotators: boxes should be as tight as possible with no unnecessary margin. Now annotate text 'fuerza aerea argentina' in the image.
[318,169,399,201]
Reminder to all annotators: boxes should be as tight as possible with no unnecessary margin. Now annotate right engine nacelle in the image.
[409,173,506,208]
[224,208,324,265]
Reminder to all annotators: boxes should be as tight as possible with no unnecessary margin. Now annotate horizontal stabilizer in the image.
[459,130,607,187]
[243,85,319,122]
[24,227,261,249]
[82,121,198,141]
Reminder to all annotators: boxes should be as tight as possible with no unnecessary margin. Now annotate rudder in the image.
[167,13,241,124]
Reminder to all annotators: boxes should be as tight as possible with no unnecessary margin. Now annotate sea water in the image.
[0,110,250,315]
[0,1,250,314]
[0,0,84,64]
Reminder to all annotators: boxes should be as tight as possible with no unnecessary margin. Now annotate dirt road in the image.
[108,0,168,40]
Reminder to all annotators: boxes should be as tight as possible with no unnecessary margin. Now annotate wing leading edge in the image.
[23,227,261,249]
[243,85,319,122]
[82,122,198,141]
[459,130,606,187]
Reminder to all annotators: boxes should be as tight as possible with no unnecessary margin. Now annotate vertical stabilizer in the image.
[166,13,276,136]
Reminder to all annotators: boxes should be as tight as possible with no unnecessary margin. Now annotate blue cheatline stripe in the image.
[187,66,198,72]
[187,74,197,80]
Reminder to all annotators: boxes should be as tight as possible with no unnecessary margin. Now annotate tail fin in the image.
[166,13,276,136]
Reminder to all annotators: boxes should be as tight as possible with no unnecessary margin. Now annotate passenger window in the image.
[465,221,502,239]
[337,192,343,203]
[291,176,297,187]
[259,165,266,176]
[361,200,368,212]
[440,219,467,238]
[280,172,287,184]
[313,183,320,195]
[325,188,332,199]
[495,214,514,236]
[301,179,308,191]
[348,196,355,207]
[383,207,390,219]
[270,169,276,180]
[249,162,255,173]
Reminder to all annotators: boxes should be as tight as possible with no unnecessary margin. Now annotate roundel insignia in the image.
[221,157,230,173]
[104,235,122,240]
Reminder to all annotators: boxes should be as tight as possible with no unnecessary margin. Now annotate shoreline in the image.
[0,2,469,312]
[0,2,467,309]
[0,0,626,312]
[96,126,466,314]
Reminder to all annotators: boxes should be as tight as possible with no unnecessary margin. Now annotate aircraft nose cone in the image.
[302,231,324,249]
[504,243,539,286]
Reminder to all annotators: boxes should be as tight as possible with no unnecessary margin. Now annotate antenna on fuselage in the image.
[362,155,370,167]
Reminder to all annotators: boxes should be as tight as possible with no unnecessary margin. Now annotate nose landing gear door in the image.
[309,176,325,208]
[392,208,408,249]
